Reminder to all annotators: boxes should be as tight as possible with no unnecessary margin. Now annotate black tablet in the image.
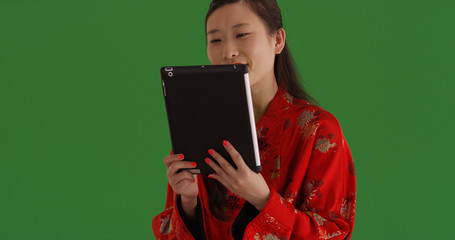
[160,64,261,175]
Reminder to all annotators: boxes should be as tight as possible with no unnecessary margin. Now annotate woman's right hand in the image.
[164,154,199,199]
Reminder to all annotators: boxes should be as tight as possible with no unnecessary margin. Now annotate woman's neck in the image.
[251,77,279,123]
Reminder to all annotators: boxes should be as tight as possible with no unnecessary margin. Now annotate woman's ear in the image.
[274,28,286,54]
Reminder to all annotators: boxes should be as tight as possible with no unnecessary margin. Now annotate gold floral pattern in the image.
[159,215,172,236]
[270,155,280,179]
[301,179,324,211]
[257,126,282,181]
[302,121,319,139]
[318,229,343,240]
[298,110,316,128]
[315,138,336,153]
[341,192,356,222]
[266,214,277,224]
[254,233,280,240]
[284,91,294,104]
[298,110,319,140]
[284,190,297,204]
[313,213,327,226]
[257,126,267,139]
[263,233,280,240]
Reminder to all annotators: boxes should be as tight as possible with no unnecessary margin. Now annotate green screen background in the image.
[1,0,454,239]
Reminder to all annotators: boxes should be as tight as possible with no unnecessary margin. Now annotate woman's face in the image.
[206,2,284,87]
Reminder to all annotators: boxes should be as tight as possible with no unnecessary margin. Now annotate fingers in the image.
[204,157,225,178]
[164,153,197,180]
[207,149,237,177]
[164,154,198,196]
[170,169,195,187]
[207,173,229,187]
[205,140,248,177]
[222,140,248,170]
[164,154,197,170]
[166,159,197,177]
[163,154,184,168]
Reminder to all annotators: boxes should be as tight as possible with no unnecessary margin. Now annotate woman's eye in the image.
[237,33,249,38]
[210,39,221,43]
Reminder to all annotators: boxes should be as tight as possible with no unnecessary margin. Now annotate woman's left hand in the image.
[205,140,271,211]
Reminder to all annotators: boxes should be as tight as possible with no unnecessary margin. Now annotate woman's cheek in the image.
[207,47,221,64]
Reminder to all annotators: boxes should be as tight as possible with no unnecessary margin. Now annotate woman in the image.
[153,0,356,239]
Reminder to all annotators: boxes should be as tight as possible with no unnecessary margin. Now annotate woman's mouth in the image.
[234,62,249,67]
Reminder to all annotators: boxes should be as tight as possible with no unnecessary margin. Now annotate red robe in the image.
[152,87,356,239]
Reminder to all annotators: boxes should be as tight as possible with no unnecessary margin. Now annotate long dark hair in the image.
[204,0,318,220]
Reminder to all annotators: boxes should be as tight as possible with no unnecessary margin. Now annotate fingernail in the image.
[208,175,214,179]
[208,149,214,155]
[191,162,197,167]
[193,179,196,183]
[178,154,184,160]
[205,158,210,164]
[223,140,228,147]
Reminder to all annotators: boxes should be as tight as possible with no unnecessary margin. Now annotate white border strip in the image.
[244,73,261,167]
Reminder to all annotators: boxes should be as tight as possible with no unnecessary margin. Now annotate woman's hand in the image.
[205,140,271,211]
[163,154,198,219]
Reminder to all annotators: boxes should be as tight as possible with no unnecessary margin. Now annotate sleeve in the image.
[152,184,196,240]
[242,113,356,240]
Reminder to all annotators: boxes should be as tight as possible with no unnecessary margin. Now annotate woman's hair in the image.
[204,0,318,220]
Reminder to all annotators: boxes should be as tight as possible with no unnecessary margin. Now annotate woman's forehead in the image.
[206,3,262,32]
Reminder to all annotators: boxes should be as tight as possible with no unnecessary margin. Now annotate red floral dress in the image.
[153,87,356,239]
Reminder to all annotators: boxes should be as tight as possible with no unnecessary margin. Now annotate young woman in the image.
[153,1,356,239]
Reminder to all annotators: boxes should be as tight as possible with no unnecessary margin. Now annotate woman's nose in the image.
[223,41,239,60]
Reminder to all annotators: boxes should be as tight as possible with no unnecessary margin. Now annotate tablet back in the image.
[160,64,261,175]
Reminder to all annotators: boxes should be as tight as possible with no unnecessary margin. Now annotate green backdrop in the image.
[1,0,454,239]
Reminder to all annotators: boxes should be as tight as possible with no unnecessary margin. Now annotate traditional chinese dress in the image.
[152,87,356,239]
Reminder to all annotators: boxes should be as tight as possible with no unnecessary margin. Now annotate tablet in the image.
[160,64,261,175]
